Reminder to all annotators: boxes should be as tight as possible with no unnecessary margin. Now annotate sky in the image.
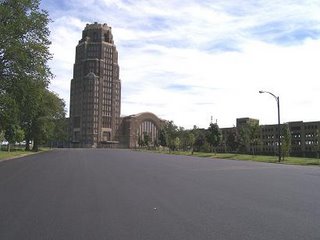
[40,0,320,129]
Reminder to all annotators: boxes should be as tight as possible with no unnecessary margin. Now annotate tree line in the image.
[0,0,66,151]
[157,120,297,160]
[157,121,222,154]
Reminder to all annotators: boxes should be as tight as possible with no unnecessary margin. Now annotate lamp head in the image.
[259,90,264,94]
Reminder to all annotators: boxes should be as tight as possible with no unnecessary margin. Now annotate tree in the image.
[0,94,19,133]
[0,0,52,88]
[138,134,144,147]
[159,128,167,147]
[173,137,181,151]
[281,123,291,161]
[159,121,179,152]
[180,130,195,152]
[143,132,150,147]
[49,117,68,148]
[248,122,260,155]
[30,90,66,151]
[0,131,4,151]
[0,94,21,152]
[238,121,260,155]
[0,0,53,151]
[189,132,195,154]
[193,127,206,152]
[4,124,24,152]
[224,130,239,152]
[206,123,221,153]
[239,126,250,153]
[20,80,47,150]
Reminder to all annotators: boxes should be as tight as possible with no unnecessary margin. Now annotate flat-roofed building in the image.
[288,121,320,157]
[219,118,320,157]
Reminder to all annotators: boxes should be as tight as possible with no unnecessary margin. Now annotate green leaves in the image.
[0,0,65,151]
[0,0,52,87]
[206,123,221,153]
[238,121,260,154]
[0,94,19,131]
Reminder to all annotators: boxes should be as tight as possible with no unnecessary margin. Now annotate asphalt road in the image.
[0,149,319,240]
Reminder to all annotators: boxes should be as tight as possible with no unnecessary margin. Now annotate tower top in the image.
[85,22,112,31]
[80,22,114,44]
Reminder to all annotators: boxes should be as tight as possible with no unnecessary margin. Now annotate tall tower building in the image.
[69,23,121,147]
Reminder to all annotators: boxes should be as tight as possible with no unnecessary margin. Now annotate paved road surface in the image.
[0,149,319,239]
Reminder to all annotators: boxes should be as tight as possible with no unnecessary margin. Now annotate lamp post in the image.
[259,90,281,162]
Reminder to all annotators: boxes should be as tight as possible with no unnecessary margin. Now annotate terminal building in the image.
[69,23,163,148]
[118,112,165,148]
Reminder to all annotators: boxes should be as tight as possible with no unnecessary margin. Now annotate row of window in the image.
[137,121,159,142]
[304,125,318,130]
[261,133,319,139]
[261,140,319,146]
[261,128,276,132]
[104,47,113,53]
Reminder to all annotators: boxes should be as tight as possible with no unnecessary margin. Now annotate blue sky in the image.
[41,0,320,128]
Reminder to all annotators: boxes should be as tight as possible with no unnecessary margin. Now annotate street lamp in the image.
[259,90,281,162]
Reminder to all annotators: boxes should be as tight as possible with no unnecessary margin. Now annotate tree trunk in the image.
[25,139,30,151]
[32,139,39,152]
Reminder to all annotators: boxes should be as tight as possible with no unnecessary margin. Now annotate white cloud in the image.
[42,0,320,128]
[120,37,320,128]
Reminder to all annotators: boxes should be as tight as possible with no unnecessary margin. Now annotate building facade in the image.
[219,118,320,157]
[69,23,165,148]
[69,23,121,147]
[119,112,165,148]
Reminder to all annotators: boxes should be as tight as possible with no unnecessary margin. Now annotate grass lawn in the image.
[157,150,320,166]
[0,147,51,161]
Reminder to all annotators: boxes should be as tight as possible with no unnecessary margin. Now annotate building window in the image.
[102,131,111,141]
[104,33,109,42]
[73,116,80,128]
[102,116,110,128]
[93,32,98,41]
[74,131,80,142]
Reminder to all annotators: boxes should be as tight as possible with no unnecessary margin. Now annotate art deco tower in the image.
[69,23,121,147]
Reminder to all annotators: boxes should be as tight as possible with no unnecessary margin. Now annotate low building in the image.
[220,118,320,157]
[288,121,320,157]
[118,112,165,148]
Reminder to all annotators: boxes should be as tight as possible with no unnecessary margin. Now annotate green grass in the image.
[0,147,51,161]
[155,150,320,166]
